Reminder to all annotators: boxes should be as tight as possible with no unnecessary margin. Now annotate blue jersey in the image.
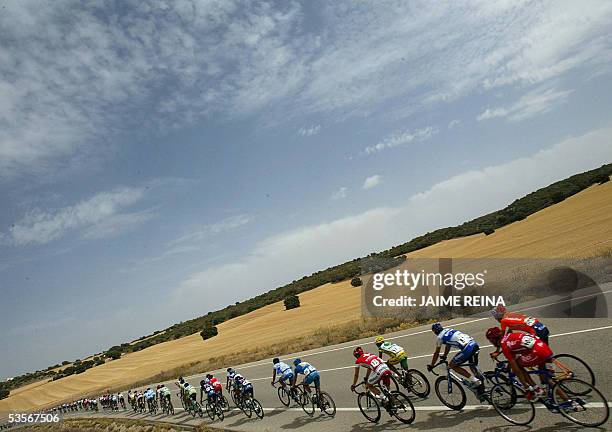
[144,390,155,400]
[436,328,474,349]
[294,362,317,376]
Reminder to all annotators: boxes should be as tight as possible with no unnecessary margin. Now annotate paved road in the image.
[37,289,612,430]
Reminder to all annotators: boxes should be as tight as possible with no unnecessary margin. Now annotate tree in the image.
[61,361,70,366]
[105,350,122,360]
[0,388,10,400]
[200,324,218,340]
[351,277,363,287]
[284,294,300,310]
[483,228,495,235]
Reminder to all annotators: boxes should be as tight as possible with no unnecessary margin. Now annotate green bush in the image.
[200,324,218,340]
[483,228,495,235]
[284,294,300,310]
[351,277,363,287]
[106,350,122,360]
[0,388,10,399]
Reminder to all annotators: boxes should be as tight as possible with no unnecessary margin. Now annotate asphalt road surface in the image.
[40,289,612,430]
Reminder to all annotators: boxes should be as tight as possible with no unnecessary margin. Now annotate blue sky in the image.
[1,0,612,378]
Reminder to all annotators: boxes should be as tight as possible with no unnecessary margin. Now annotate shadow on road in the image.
[279,413,335,429]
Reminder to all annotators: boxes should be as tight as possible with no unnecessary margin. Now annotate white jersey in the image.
[274,361,292,376]
[436,328,474,349]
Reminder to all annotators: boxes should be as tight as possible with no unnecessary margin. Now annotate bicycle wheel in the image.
[220,395,230,412]
[251,398,265,419]
[277,386,290,407]
[168,401,174,415]
[319,392,336,417]
[232,390,241,407]
[301,391,315,416]
[404,369,430,398]
[389,391,415,424]
[357,392,381,423]
[552,378,609,427]
[434,376,466,410]
[242,398,253,418]
[205,401,214,420]
[551,354,595,393]
[215,402,224,421]
[490,382,535,426]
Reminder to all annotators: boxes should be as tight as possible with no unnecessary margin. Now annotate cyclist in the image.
[293,358,321,402]
[201,374,223,404]
[351,347,392,403]
[159,384,172,410]
[491,305,550,344]
[226,367,237,391]
[375,336,409,375]
[144,387,156,411]
[271,358,294,389]
[183,381,198,409]
[427,323,484,398]
[136,390,145,410]
[235,372,254,400]
[486,326,553,400]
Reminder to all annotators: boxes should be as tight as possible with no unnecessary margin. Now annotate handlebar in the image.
[351,379,367,393]
[428,360,448,376]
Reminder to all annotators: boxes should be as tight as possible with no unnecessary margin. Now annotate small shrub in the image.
[0,388,10,399]
[200,324,218,340]
[351,277,363,287]
[284,294,300,310]
[483,228,495,235]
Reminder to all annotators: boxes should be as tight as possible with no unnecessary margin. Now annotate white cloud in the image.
[2,187,148,246]
[477,85,573,122]
[448,119,461,129]
[363,175,382,190]
[2,2,610,180]
[169,214,253,247]
[298,125,322,137]
[332,187,348,199]
[173,125,612,315]
[365,127,438,155]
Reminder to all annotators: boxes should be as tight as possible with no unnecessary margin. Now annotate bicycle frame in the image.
[431,360,485,395]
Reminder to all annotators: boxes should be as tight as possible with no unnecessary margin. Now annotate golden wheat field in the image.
[2,178,611,413]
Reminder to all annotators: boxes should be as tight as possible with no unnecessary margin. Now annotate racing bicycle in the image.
[352,379,415,424]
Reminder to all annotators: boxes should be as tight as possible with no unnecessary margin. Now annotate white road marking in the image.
[246,324,612,381]
[198,288,612,378]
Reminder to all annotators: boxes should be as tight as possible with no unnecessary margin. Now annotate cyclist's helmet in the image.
[227,367,234,374]
[293,358,301,366]
[206,374,213,379]
[486,327,503,345]
[353,346,364,358]
[179,376,184,383]
[375,336,385,346]
[273,357,279,364]
[432,322,443,335]
[156,385,161,389]
[491,304,507,321]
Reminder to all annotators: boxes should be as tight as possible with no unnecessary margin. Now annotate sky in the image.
[1,0,612,379]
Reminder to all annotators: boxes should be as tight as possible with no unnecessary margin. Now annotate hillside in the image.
[2,171,611,412]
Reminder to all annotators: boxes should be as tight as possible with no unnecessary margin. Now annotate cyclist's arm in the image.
[271,369,277,384]
[351,366,360,388]
[430,345,441,367]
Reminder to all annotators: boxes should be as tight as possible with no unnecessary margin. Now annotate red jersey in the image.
[210,378,222,392]
[500,333,552,368]
[500,312,540,334]
[355,353,388,373]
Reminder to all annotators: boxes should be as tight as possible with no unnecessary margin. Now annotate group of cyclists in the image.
[46,304,606,427]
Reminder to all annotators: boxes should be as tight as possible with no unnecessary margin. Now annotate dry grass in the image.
[3,178,612,413]
[27,417,224,431]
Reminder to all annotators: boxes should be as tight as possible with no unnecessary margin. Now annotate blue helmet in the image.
[293,358,301,366]
[432,322,443,335]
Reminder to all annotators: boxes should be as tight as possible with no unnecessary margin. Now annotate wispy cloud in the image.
[2,187,149,246]
[298,125,321,137]
[2,2,610,180]
[477,85,573,122]
[169,214,253,247]
[174,125,612,316]
[332,187,348,200]
[363,175,382,190]
[365,127,438,155]
[448,119,461,129]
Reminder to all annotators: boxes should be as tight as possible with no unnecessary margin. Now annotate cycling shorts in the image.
[516,340,553,368]
[367,364,391,386]
[452,341,479,365]
[304,371,320,387]
[280,371,294,383]
[386,352,407,366]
